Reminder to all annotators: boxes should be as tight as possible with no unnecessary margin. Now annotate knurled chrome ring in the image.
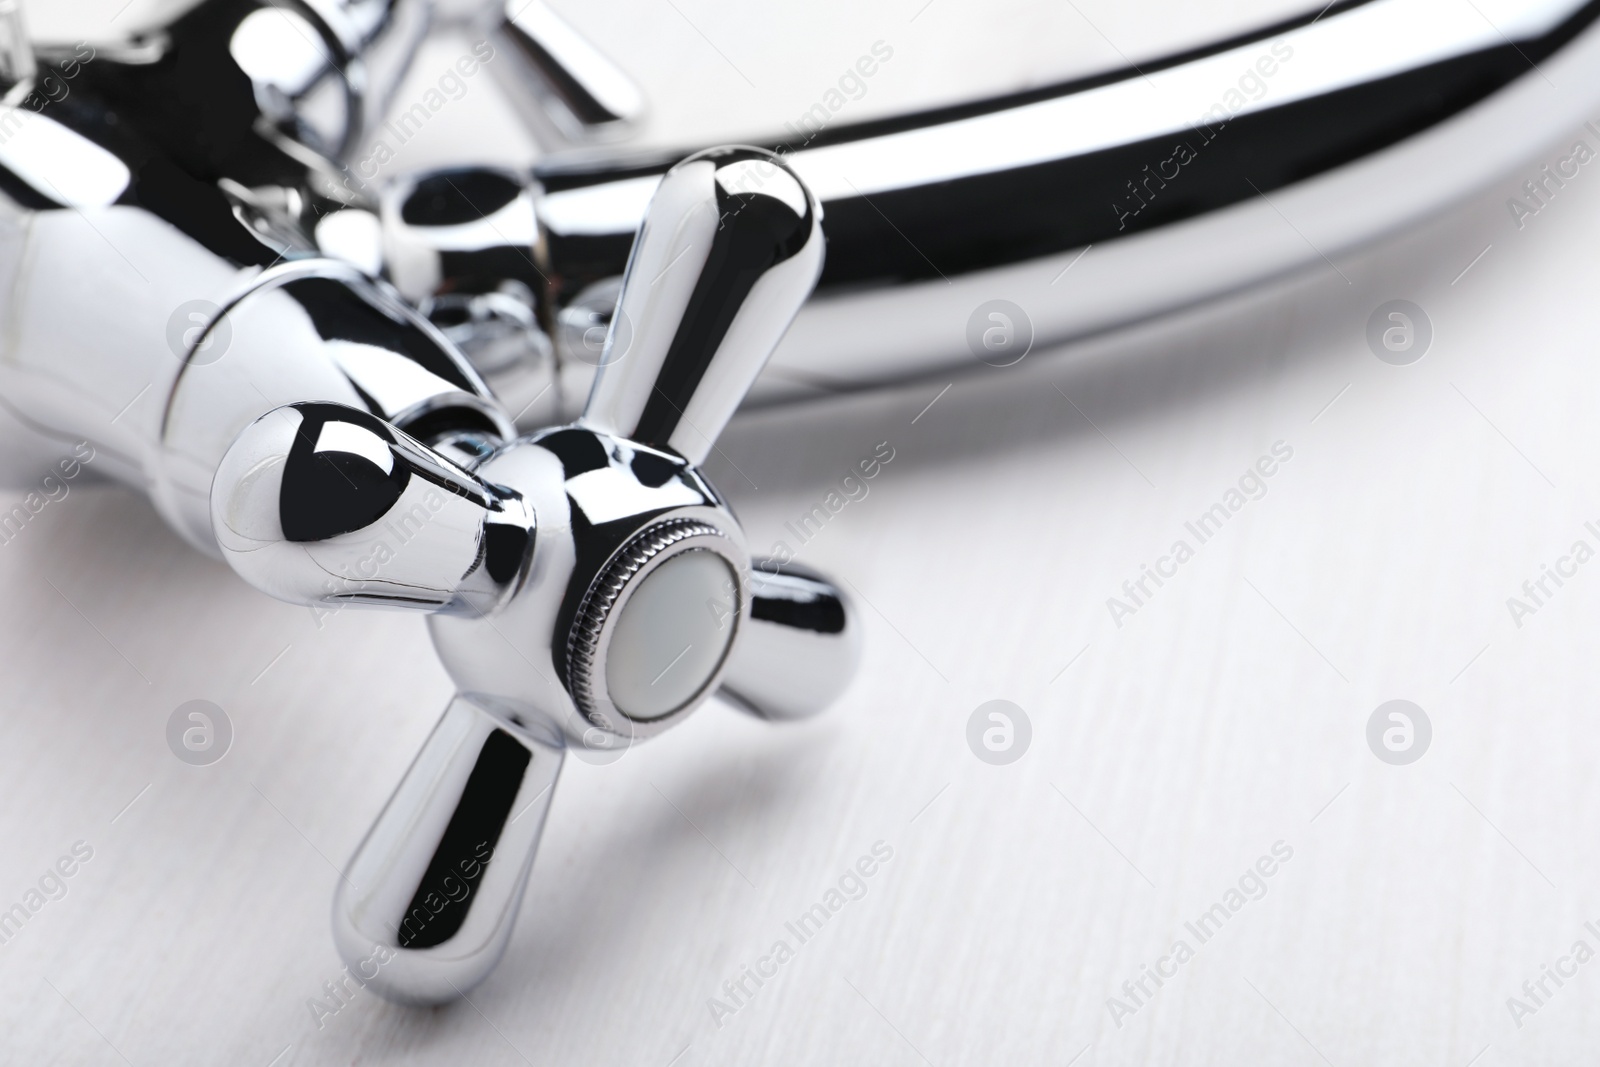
[565,519,738,733]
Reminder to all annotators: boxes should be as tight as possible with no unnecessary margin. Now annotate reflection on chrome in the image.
[333,693,565,1005]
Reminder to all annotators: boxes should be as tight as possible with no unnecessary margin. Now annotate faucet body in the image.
[0,2,857,1003]
[0,0,487,528]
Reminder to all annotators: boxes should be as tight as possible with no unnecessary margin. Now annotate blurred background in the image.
[3,0,1600,1064]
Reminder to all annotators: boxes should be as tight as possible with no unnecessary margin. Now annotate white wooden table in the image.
[5,2,1600,1064]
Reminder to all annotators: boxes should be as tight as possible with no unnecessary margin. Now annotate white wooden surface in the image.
[8,2,1600,1065]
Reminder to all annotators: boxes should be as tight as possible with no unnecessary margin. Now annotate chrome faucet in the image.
[0,2,854,1004]
[215,145,853,1004]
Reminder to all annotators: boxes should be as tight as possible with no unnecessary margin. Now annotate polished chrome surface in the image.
[721,564,861,722]
[536,0,1600,235]
[3,0,1597,429]
[487,0,644,142]
[424,421,744,748]
[0,1,851,1001]
[164,258,510,439]
[524,0,1600,400]
[158,258,511,551]
[0,105,130,210]
[0,0,507,544]
[333,693,564,1005]
[381,167,541,305]
[379,166,559,421]
[431,148,826,747]
[211,401,534,615]
[189,146,855,1001]
[580,147,823,465]
[230,0,431,166]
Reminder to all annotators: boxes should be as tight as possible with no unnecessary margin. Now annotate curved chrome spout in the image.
[518,0,1600,399]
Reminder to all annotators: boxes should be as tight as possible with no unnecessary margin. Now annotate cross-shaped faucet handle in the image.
[210,147,859,1003]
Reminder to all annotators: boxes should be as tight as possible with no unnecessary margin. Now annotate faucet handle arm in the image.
[333,693,563,1005]
[210,402,533,617]
[580,146,823,464]
[720,563,862,721]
